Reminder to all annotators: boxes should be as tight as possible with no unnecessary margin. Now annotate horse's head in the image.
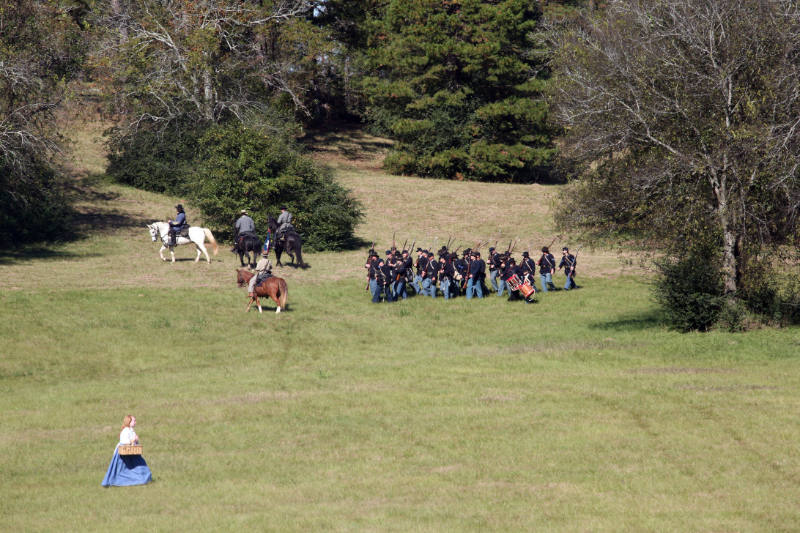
[236,268,250,287]
[146,224,159,242]
[267,216,278,231]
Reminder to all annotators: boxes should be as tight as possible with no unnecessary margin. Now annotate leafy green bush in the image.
[653,248,725,332]
[191,123,362,251]
[0,153,73,247]
[106,124,207,194]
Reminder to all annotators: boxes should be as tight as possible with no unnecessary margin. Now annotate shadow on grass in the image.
[589,310,666,332]
[0,247,102,265]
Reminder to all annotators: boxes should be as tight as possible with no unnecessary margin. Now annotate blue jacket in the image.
[170,212,186,228]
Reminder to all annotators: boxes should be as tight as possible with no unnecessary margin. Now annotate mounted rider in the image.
[168,204,188,246]
[248,248,273,297]
[233,209,257,251]
[276,206,294,243]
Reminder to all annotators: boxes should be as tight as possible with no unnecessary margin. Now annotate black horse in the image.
[232,232,261,268]
[268,216,305,268]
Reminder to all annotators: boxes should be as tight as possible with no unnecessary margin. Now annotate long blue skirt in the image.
[101,447,153,487]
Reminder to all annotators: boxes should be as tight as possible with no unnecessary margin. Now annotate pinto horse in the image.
[236,269,288,314]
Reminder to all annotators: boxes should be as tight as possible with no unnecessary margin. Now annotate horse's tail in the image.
[293,237,305,267]
[279,278,288,309]
[204,228,219,256]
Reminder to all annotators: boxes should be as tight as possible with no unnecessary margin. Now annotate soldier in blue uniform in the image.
[168,204,187,246]
[538,246,557,292]
[466,251,485,299]
[559,247,579,290]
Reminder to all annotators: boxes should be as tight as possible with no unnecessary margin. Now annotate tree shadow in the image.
[0,247,101,265]
[589,310,666,332]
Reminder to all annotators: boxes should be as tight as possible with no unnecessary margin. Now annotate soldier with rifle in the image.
[381,255,395,302]
[439,252,457,299]
[422,250,439,298]
[412,248,428,295]
[393,249,410,300]
[488,247,501,293]
[559,247,580,290]
[538,246,557,292]
[466,251,485,299]
[368,253,383,303]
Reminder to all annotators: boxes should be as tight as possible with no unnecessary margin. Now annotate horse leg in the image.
[246,295,254,312]
[170,246,176,263]
[275,248,283,267]
[271,291,281,313]
[194,243,206,263]
[256,294,262,314]
[159,245,168,261]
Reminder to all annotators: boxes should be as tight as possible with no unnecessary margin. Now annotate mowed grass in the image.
[1,128,800,531]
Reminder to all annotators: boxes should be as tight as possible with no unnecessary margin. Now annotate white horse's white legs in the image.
[159,245,168,261]
[195,243,210,263]
[170,247,176,263]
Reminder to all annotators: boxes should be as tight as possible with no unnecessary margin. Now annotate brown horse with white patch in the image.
[236,269,288,314]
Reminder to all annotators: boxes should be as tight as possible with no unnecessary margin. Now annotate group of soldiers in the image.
[365,243,579,303]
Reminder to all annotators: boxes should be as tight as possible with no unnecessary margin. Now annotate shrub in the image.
[0,153,73,248]
[653,248,725,332]
[106,124,207,194]
[191,123,362,251]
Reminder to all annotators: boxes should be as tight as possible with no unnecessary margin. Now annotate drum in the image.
[506,274,522,291]
[519,281,536,300]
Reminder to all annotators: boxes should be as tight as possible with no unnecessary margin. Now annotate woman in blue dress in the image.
[101,415,153,487]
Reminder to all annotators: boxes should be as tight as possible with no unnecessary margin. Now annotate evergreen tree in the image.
[362,0,555,182]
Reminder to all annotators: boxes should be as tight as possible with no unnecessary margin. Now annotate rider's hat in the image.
[175,204,183,210]
[240,209,248,214]
[280,205,288,210]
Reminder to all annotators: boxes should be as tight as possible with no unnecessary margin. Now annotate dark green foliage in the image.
[362,0,555,182]
[105,124,207,194]
[0,153,73,247]
[191,123,362,251]
[653,248,725,332]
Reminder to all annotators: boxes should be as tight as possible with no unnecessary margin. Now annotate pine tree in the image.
[362,0,555,182]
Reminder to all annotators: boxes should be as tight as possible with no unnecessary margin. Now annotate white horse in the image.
[147,221,219,263]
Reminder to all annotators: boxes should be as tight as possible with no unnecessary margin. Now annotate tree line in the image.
[1,0,798,328]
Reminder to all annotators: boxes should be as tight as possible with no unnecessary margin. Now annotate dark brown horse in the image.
[236,269,288,314]
[268,216,305,268]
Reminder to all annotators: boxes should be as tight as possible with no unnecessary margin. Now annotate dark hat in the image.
[509,257,516,263]
[542,246,549,253]
[416,247,422,252]
[522,251,529,257]
[377,257,385,263]
[562,247,569,251]
[474,251,481,257]
[489,247,495,252]
[280,205,288,210]
[385,249,392,255]
[175,204,183,210]
[401,249,408,254]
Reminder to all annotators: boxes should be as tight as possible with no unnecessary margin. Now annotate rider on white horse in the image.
[168,204,188,246]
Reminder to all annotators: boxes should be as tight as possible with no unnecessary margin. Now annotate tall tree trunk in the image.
[714,178,739,296]
[203,67,214,122]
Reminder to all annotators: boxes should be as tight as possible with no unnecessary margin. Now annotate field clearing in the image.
[1,126,799,531]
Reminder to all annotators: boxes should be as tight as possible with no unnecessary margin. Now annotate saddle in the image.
[179,225,190,237]
[255,271,272,285]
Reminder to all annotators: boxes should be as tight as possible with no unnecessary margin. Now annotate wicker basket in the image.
[119,445,142,455]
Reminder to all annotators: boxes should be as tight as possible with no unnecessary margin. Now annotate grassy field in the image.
[1,126,799,531]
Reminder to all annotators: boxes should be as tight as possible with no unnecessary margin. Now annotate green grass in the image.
[1,128,799,531]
